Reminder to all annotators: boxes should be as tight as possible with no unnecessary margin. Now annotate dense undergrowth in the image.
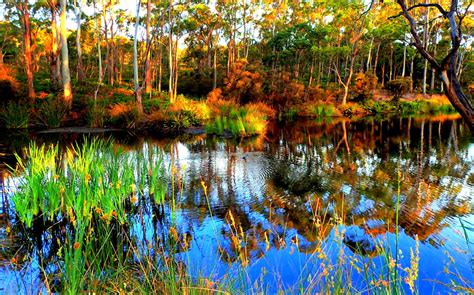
[0,65,458,137]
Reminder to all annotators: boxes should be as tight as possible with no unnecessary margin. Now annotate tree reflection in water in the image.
[0,115,472,292]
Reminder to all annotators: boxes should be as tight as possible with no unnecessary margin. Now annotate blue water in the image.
[0,117,473,293]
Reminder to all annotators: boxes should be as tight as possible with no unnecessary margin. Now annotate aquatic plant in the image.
[9,138,167,292]
[205,104,270,136]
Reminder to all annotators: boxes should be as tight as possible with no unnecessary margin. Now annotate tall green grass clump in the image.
[9,138,167,292]
[0,102,30,128]
[206,103,271,136]
[35,98,68,128]
[311,104,335,117]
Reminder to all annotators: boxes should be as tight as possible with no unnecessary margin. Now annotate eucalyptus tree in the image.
[133,0,142,113]
[393,0,474,132]
[59,0,73,108]
[74,0,85,82]
[15,0,35,103]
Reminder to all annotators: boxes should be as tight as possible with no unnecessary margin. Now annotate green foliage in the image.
[87,103,107,128]
[206,105,268,136]
[10,138,167,293]
[168,110,199,129]
[280,107,298,120]
[35,98,68,128]
[362,101,396,114]
[311,104,335,117]
[0,101,30,128]
[398,100,456,115]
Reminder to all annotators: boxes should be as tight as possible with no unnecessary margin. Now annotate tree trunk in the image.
[144,0,152,94]
[402,41,407,77]
[395,0,474,132]
[60,0,73,109]
[422,3,429,94]
[18,1,35,104]
[74,0,85,83]
[440,70,474,132]
[49,1,62,89]
[366,38,373,72]
[168,0,174,102]
[213,36,218,89]
[389,46,393,81]
[133,0,143,114]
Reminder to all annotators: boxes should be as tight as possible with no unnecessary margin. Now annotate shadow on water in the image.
[0,114,473,292]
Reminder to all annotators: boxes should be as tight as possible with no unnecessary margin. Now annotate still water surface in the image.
[0,115,473,293]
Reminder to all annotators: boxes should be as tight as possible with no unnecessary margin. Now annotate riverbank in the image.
[0,83,456,138]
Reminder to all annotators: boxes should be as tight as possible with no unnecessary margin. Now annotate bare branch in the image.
[395,0,441,71]
[407,3,447,17]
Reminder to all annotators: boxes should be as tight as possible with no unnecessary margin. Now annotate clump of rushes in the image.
[0,102,30,128]
[9,138,167,292]
[206,103,274,136]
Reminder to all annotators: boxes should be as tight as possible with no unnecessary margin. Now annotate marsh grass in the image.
[6,138,472,293]
[205,104,269,136]
[0,102,30,129]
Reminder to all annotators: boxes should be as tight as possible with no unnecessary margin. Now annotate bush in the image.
[362,100,395,114]
[353,72,378,101]
[0,66,20,104]
[108,103,140,128]
[222,59,264,104]
[0,102,30,128]
[386,77,412,101]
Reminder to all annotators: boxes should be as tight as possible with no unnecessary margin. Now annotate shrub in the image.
[0,66,20,104]
[0,101,30,128]
[222,59,264,104]
[108,102,140,128]
[362,100,395,114]
[353,72,378,101]
[36,98,68,128]
[386,77,412,101]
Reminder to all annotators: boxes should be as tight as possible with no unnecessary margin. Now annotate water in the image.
[0,115,473,293]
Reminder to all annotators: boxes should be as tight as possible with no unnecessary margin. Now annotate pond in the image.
[0,115,473,293]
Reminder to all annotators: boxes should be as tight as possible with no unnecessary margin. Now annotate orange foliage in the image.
[222,59,264,104]
[108,103,136,118]
[0,65,20,102]
[245,102,276,119]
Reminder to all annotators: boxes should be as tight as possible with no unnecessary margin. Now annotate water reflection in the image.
[0,115,472,292]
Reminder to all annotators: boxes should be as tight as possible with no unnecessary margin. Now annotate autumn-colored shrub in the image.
[245,102,276,119]
[169,96,211,121]
[306,85,334,102]
[108,102,140,128]
[222,59,264,104]
[0,66,20,104]
[353,72,378,101]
